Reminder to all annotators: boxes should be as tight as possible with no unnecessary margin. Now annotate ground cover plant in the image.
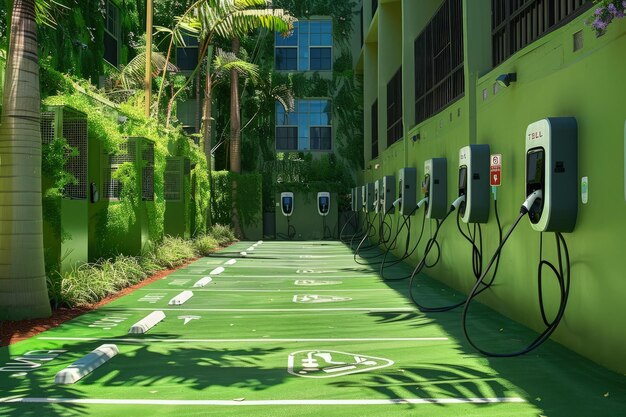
[47,225,236,308]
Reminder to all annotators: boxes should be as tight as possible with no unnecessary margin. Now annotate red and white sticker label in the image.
[490,154,502,187]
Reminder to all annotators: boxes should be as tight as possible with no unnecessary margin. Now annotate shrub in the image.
[208,224,237,246]
[150,236,197,269]
[47,256,146,308]
[194,235,219,256]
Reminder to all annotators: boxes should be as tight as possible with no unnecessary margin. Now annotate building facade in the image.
[356,0,626,374]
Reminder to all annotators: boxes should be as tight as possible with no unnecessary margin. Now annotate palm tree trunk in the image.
[202,43,214,231]
[0,0,51,319]
[229,37,243,238]
[229,38,242,174]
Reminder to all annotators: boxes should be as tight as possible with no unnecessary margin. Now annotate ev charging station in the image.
[280,192,294,217]
[462,116,578,358]
[423,158,448,219]
[362,183,375,213]
[373,179,381,213]
[525,118,578,232]
[381,175,396,215]
[317,192,331,216]
[397,168,417,216]
[351,187,362,212]
[458,145,490,224]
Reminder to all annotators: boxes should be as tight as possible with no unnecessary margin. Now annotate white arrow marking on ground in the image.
[178,315,201,325]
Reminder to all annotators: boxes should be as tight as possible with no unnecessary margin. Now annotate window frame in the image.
[103,0,120,67]
[275,99,333,152]
[387,67,403,147]
[275,19,333,72]
[413,0,464,126]
[492,0,592,67]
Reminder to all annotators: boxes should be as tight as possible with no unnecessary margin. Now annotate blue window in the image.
[275,48,297,70]
[275,19,332,71]
[276,99,332,151]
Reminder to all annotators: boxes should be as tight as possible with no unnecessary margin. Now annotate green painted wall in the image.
[359,0,626,373]
[275,192,339,240]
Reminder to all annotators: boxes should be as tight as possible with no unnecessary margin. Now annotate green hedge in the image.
[211,171,262,234]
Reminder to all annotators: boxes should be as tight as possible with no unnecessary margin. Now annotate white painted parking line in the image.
[0,397,526,406]
[134,289,388,293]
[103,307,417,313]
[38,337,448,343]
[169,275,375,279]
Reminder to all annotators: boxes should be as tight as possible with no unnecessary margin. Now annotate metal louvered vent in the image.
[142,140,155,201]
[164,158,182,201]
[62,109,88,199]
[104,139,136,200]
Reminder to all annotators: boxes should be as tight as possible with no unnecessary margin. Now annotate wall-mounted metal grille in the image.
[164,158,182,201]
[387,67,403,146]
[414,0,464,126]
[104,140,135,200]
[40,108,88,200]
[371,100,379,159]
[492,0,592,67]
[142,140,155,201]
[62,109,88,199]
[41,112,55,144]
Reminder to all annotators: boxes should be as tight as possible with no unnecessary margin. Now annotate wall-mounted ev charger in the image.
[362,183,375,213]
[351,187,362,212]
[381,175,396,215]
[397,168,417,216]
[280,192,294,217]
[317,192,330,216]
[458,144,490,224]
[423,158,448,220]
[525,117,578,232]
[373,179,382,213]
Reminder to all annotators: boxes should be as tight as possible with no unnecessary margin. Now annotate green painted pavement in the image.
[1,241,625,417]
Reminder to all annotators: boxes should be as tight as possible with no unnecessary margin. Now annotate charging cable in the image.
[407,195,465,312]
[461,190,572,357]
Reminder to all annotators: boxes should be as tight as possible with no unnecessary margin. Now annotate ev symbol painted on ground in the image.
[294,280,342,286]
[287,350,394,378]
[292,294,352,303]
[296,269,338,274]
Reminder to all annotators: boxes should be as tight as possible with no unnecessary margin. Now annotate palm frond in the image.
[212,49,259,82]
[212,9,295,39]
[119,52,179,90]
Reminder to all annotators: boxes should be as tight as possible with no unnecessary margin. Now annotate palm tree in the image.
[156,0,294,164]
[0,0,51,319]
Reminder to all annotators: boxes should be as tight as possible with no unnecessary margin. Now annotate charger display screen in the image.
[319,196,329,210]
[422,175,430,196]
[458,167,467,192]
[527,149,545,185]
[282,196,293,213]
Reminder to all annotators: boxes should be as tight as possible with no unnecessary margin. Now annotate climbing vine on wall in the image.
[211,171,262,232]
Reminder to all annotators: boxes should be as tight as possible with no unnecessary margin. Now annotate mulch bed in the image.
[0,258,200,347]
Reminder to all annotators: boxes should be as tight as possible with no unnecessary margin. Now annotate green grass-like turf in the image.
[1,241,625,417]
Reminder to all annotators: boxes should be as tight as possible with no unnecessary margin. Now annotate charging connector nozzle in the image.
[521,190,543,214]
[416,197,429,209]
[450,195,466,211]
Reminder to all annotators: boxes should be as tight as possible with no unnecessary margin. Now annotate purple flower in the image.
[623,0,626,9]
[593,17,608,30]
[609,3,618,14]
[595,7,604,16]
[617,11,625,18]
